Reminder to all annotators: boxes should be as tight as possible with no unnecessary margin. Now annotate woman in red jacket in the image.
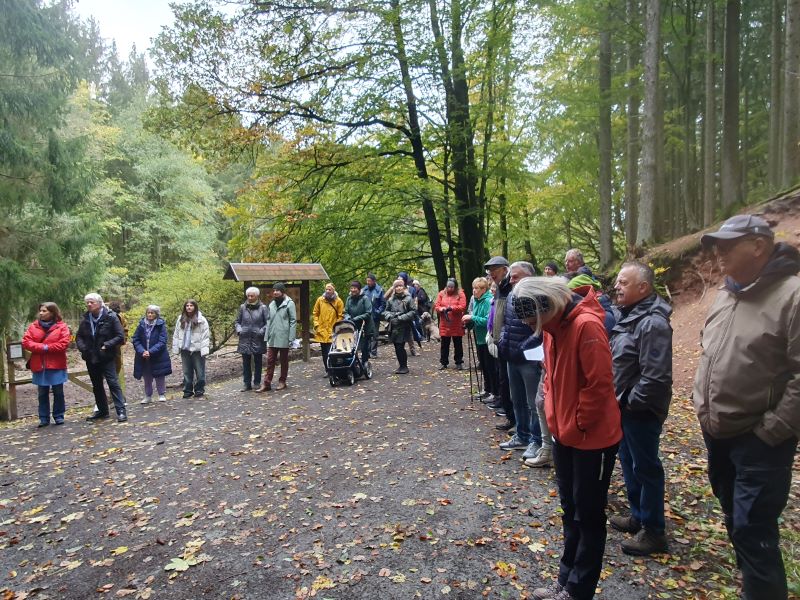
[434,278,467,369]
[22,302,71,427]
[511,277,622,600]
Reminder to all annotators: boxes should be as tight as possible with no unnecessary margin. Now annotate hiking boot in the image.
[532,581,564,600]
[394,367,410,374]
[495,420,515,431]
[37,421,49,428]
[499,434,528,450]
[86,412,109,422]
[525,447,553,468]
[621,528,669,556]
[487,400,503,410]
[522,442,541,459]
[609,514,642,534]
[455,363,464,370]
[256,383,271,392]
[239,386,252,392]
[182,392,193,399]
[276,382,287,390]
[117,412,128,423]
[141,396,153,405]
[551,590,577,600]
[480,393,495,404]
[438,364,448,370]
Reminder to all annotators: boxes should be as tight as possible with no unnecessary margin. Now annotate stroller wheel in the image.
[363,361,373,380]
[329,375,337,387]
[347,370,355,386]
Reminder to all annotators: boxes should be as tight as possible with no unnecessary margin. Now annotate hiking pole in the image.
[469,329,482,402]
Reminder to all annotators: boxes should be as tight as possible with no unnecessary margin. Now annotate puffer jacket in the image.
[266,296,297,348]
[344,293,375,336]
[22,320,71,372]
[499,287,543,363]
[236,302,269,354]
[610,294,673,423]
[434,288,467,337]
[312,294,344,343]
[469,290,493,345]
[133,317,173,379]
[382,292,416,343]
[542,286,622,450]
[76,308,125,365]
[172,312,210,356]
[693,242,800,446]
[364,283,386,322]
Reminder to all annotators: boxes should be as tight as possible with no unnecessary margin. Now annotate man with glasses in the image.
[693,214,800,600]
[484,256,515,432]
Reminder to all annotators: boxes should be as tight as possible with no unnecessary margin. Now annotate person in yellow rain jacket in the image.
[312,283,344,374]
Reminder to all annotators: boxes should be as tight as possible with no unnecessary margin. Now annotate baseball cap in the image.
[484,256,510,269]
[701,215,774,246]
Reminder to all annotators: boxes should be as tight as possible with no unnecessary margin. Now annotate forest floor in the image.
[1,196,799,600]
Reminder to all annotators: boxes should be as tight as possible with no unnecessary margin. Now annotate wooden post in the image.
[1,337,19,421]
[300,280,310,362]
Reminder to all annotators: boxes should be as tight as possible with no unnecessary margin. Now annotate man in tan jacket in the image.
[693,214,800,600]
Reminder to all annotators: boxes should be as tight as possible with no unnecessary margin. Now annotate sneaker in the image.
[141,396,153,405]
[480,393,496,404]
[525,447,553,468]
[499,435,528,450]
[487,400,503,410]
[239,386,252,392]
[37,421,49,428]
[455,363,464,370]
[438,364,448,370]
[621,528,669,556]
[551,590,577,600]
[494,409,507,418]
[275,382,287,390]
[394,367,409,374]
[54,419,64,425]
[157,395,167,402]
[495,420,515,431]
[182,392,193,399]
[609,514,642,534]
[532,581,564,600]
[522,442,541,459]
[193,392,204,398]
[86,412,109,422]
[117,413,128,423]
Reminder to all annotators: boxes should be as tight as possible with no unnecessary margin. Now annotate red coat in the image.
[542,286,622,450]
[434,288,467,336]
[22,320,71,372]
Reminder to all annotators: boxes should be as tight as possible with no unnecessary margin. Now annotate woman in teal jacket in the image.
[462,277,497,400]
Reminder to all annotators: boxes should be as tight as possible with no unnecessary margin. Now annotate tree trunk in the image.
[720,0,741,208]
[783,0,800,187]
[598,3,614,269]
[768,0,784,190]
[625,0,641,251]
[703,0,717,226]
[389,0,448,288]
[638,0,661,245]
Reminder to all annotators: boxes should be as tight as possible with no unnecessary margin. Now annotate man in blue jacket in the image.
[364,273,385,358]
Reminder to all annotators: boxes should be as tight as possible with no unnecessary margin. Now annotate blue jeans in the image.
[506,360,542,445]
[37,384,65,423]
[704,431,797,600]
[618,410,666,532]
[241,353,262,388]
[87,360,126,415]
[181,350,206,395]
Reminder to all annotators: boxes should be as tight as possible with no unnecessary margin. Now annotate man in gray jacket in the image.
[609,262,672,556]
[693,215,800,600]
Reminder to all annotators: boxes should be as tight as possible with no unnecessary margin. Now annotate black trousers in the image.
[241,353,263,388]
[393,342,408,369]
[553,440,619,600]
[86,360,126,416]
[440,335,463,366]
[321,342,332,372]
[704,431,797,600]
[476,343,499,395]
[497,357,513,422]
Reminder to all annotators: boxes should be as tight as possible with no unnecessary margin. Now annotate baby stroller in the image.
[327,319,373,386]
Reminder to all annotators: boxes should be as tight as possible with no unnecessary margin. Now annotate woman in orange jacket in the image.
[22,302,72,427]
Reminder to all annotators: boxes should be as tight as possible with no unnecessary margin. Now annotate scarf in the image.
[324,291,336,301]
[39,319,55,330]
[144,319,156,351]
[89,308,105,337]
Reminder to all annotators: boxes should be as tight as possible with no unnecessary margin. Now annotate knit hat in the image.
[273,282,286,292]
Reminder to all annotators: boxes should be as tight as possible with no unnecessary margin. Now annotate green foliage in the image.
[130,260,242,353]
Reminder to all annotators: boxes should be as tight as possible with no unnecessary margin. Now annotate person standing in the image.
[484,256,515,432]
[434,278,467,369]
[172,299,210,399]
[461,278,498,402]
[693,215,800,600]
[313,283,344,374]
[132,305,172,405]
[259,282,297,391]
[22,302,71,427]
[382,279,416,374]
[344,280,374,368]
[76,293,128,422]
[235,287,269,391]
[107,300,129,395]
[512,277,622,600]
[363,273,385,358]
[609,262,672,556]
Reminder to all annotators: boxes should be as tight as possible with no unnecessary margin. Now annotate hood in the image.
[567,274,601,290]
[617,293,672,324]
[725,242,800,294]
[545,286,606,333]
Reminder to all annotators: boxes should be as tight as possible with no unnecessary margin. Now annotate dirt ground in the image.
[2,196,799,599]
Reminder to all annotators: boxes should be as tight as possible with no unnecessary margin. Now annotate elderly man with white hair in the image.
[76,292,128,422]
[235,287,270,391]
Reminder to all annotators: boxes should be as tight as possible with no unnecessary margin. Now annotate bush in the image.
[130,260,242,353]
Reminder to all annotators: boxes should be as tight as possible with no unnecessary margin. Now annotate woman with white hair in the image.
[132,305,172,404]
[235,287,269,391]
[511,276,621,600]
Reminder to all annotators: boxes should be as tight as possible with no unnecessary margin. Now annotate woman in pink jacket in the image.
[22,302,71,427]
[434,278,467,369]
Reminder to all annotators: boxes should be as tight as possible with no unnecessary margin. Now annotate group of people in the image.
[23,294,212,425]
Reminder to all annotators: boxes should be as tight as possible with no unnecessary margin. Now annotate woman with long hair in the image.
[511,277,622,600]
[22,302,71,427]
[172,299,210,399]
